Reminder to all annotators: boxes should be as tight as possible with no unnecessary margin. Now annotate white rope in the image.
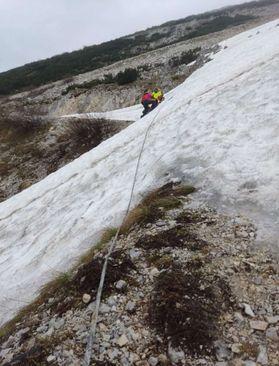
[83,104,164,366]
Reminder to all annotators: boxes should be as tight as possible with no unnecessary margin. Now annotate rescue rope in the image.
[83,104,164,366]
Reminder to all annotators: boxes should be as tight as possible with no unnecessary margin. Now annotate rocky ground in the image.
[0,184,278,366]
[0,116,130,203]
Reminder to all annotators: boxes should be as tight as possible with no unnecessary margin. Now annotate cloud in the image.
[0,0,243,72]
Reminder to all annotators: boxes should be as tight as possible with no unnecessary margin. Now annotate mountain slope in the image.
[0,0,278,95]
[0,20,278,326]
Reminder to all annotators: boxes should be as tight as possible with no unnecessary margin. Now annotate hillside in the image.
[0,0,279,96]
[0,17,278,331]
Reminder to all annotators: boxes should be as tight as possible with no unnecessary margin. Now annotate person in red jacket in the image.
[141,89,158,118]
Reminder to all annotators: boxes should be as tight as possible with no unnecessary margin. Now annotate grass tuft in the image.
[121,183,195,234]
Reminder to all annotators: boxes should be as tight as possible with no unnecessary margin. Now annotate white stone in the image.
[266,327,279,341]
[257,345,268,365]
[148,356,159,366]
[231,343,241,354]
[82,293,91,304]
[266,315,279,324]
[47,355,56,363]
[115,280,127,290]
[125,301,136,313]
[150,267,160,278]
[250,320,268,331]
[242,303,255,317]
[168,344,185,364]
[117,334,129,347]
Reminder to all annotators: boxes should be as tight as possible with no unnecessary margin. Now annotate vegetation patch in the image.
[149,263,233,356]
[136,226,207,251]
[61,68,139,96]
[169,48,201,68]
[44,250,136,317]
[121,183,195,233]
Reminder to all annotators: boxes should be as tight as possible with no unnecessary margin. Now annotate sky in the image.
[0,0,246,73]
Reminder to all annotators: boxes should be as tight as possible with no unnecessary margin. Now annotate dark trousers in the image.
[142,100,158,115]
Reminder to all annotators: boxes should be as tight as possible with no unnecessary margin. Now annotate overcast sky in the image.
[0,0,245,73]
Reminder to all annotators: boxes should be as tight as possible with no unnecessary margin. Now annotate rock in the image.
[2,335,16,349]
[156,220,167,227]
[252,276,262,285]
[129,248,142,260]
[86,301,96,313]
[82,293,91,304]
[117,334,129,347]
[266,327,279,341]
[234,312,244,324]
[168,344,185,364]
[235,230,249,238]
[150,267,160,279]
[125,301,136,313]
[99,303,111,314]
[214,340,231,361]
[242,361,256,366]
[266,315,279,324]
[107,295,117,306]
[242,303,255,317]
[158,354,168,365]
[47,355,56,363]
[229,359,243,366]
[115,280,127,290]
[148,356,159,366]
[44,327,54,337]
[215,362,228,366]
[250,320,268,331]
[0,348,12,359]
[107,348,120,360]
[257,345,268,365]
[16,327,30,338]
[54,318,65,330]
[231,343,242,354]
[48,297,55,304]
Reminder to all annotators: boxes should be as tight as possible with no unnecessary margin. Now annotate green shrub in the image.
[116,68,139,85]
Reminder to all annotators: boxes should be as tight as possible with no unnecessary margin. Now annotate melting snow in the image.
[0,20,279,325]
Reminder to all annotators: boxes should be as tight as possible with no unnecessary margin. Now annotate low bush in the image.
[116,68,139,85]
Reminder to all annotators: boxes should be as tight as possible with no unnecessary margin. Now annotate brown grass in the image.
[120,183,195,233]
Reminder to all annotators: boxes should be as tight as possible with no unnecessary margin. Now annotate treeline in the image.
[62,68,139,96]
[0,10,259,95]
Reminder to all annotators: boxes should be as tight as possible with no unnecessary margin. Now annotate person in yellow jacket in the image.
[152,87,164,104]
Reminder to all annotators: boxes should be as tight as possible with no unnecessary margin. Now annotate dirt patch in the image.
[149,263,234,356]
[136,227,208,251]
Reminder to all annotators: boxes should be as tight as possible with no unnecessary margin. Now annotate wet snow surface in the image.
[0,20,279,325]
